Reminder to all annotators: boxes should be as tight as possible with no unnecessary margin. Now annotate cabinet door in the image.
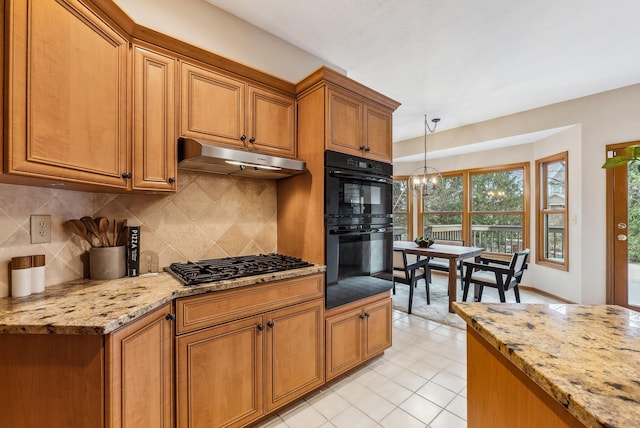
[6,0,128,188]
[106,302,174,428]
[265,299,324,412]
[177,315,264,428]
[326,87,363,155]
[247,86,296,157]
[363,297,392,359]
[132,44,177,191]
[364,105,393,163]
[325,307,363,381]
[180,61,245,147]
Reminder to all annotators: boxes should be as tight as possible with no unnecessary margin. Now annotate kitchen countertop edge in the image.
[0,265,326,335]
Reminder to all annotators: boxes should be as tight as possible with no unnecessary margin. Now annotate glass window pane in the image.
[392,213,408,241]
[545,161,566,209]
[471,214,523,253]
[423,214,463,241]
[424,175,463,212]
[472,170,524,212]
[544,213,565,262]
[393,180,408,212]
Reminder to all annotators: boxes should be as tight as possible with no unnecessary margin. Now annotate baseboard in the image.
[518,285,575,303]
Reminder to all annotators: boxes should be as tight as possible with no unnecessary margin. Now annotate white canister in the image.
[31,254,46,293]
[11,256,32,297]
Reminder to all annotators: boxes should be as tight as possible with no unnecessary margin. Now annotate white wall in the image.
[114,0,345,83]
[394,83,640,304]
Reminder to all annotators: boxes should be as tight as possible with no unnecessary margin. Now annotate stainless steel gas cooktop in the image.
[168,253,314,286]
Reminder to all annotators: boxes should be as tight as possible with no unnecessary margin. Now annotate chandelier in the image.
[410,115,443,197]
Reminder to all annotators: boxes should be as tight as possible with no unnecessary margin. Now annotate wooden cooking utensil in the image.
[96,217,110,246]
[81,216,103,247]
[65,219,92,246]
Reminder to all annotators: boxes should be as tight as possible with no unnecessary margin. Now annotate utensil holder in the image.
[90,246,126,280]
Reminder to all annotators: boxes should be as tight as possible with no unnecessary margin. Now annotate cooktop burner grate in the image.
[168,253,314,286]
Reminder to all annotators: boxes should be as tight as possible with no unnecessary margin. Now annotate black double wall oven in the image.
[325,151,394,309]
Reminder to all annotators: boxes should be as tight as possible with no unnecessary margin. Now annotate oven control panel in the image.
[325,150,393,176]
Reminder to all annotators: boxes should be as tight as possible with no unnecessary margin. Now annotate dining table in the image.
[393,241,484,313]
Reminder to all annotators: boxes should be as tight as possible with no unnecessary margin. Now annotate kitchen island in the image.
[453,302,640,428]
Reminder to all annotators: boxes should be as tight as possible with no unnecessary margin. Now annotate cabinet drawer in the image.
[176,273,324,334]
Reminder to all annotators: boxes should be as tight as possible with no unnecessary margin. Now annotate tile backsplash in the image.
[0,171,277,297]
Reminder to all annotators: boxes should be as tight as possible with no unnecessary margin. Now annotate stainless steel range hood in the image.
[177,137,306,179]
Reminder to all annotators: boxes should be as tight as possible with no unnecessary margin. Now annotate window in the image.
[392,177,412,240]
[420,174,463,241]
[536,152,568,270]
[419,164,529,256]
[470,167,527,254]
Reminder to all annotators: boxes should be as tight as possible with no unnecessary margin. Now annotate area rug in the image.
[391,277,468,329]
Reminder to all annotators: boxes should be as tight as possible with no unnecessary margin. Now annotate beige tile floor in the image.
[256,287,562,428]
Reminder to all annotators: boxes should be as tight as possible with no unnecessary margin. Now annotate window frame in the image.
[392,175,413,241]
[419,163,530,258]
[535,152,569,271]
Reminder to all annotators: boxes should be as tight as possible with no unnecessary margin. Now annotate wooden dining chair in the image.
[392,249,431,314]
[462,249,530,303]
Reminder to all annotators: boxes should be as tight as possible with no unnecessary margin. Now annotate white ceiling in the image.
[203,0,640,145]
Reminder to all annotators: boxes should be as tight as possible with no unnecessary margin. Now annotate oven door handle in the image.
[328,170,392,185]
[329,227,391,235]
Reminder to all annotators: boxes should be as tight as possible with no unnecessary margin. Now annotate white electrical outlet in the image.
[30,215,52,244]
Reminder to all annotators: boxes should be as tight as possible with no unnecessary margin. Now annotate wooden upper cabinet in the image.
[364,104,393,163]
[180,61,246,147]
[326,86,393,163]
[132,44,177,191]
[180,61,297,157]
[327,87,364,156]
[248,86,296,157]
[5,0,129,188]
[295,67,399,163]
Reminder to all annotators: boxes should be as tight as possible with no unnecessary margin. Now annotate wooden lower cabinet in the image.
[106,302,174,428]
[265,300,324,412]
[176,299,324,428]
[0,302,174,428]
[325,293,392,381]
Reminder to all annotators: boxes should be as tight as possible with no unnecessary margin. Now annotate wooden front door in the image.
[606,142,640,309]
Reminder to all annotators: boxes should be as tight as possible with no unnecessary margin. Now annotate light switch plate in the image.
[30,215,52,244]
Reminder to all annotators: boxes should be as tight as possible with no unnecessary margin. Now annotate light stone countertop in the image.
[0,265,325,335]
[453,302,640,428]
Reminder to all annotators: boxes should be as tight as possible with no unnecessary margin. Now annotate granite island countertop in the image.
[453,302,640,428]
[0,265,325,335]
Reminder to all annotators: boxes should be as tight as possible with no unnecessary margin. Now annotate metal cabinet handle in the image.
[168,176,175,184]
[257,323,264,331]
[364,312,370,318]
[249,137,256,144]
[121,172,132,179]
[359,314,366,319]
[240,135,247,142]
[267,320,275,328]
[165,313,176,321]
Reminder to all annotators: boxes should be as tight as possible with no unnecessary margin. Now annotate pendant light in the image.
[410,115,443,197]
